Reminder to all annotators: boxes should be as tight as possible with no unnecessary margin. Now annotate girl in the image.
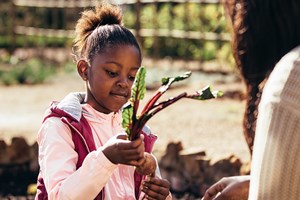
[35,3,171,200]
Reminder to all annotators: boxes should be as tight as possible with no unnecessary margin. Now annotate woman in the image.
[202,0,300,199]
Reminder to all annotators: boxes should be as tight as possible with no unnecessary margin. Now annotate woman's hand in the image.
[202,175,250,200]
[141,175,171,200]
[102,134,145,166]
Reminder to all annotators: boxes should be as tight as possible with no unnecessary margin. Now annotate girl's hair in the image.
[73,3,141,63]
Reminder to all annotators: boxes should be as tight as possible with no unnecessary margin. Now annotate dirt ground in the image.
[0,68,251,164]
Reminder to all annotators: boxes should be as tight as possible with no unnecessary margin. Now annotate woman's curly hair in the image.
[223,0,300,154]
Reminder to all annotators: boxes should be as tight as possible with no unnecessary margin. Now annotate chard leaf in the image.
[161,71,192,87]
[122,66,146,140]
[213,90,223,98]
[189,85,223,100]
[122,103,133,137]
[131,66,146,101]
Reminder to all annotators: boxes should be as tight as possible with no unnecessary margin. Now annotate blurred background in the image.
[0,0,250,199]
[1,0,234,76]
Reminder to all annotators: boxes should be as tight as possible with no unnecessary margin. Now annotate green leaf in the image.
[131,66,146,101]
[122,103,133,138]
[190,85,222,100]
[161,71,192,88]
[122,66,146,139]
[213,90,223,98]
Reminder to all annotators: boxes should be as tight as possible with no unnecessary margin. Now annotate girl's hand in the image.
[141,175,171,200]
[102,134,145,166]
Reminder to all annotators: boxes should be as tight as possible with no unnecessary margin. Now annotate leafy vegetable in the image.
[122,66,222,141]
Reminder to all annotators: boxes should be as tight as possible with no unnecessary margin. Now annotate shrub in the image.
[0,58,55,85]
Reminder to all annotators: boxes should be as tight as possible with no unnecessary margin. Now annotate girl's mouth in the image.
[110,92,129,100]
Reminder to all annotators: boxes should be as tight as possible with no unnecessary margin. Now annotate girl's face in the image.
[78,44,141,114]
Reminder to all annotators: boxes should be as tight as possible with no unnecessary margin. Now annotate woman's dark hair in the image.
[232,0,300,83]
[223,0,300,154]
[73,3,141,64]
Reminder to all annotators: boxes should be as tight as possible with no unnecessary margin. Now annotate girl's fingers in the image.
[135,157,146,166]
[120,148,144,156]
[142,177,170,198]
[141,184,160,200]
[117,139,144,150]
[116,134,128,140]
[114,134,145,165]
[142,194,157,200]
[145,176,170,189]
[117,140,145,160]
[118,147,145,161]
[141,187,167,200]
[128,157,145,166]
[131,136,144,148]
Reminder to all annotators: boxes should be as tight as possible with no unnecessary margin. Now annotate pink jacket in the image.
[35,93,160,200]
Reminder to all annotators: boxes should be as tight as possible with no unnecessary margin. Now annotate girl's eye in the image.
[107,71,118,77]
[128,75,136,81]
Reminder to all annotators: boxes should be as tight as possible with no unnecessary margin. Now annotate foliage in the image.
[122,3,233,66]
[0,35,71,49]
[0,2,234,68]
[0,58,57,85]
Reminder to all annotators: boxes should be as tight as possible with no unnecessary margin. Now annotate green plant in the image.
[0,58,55,85]
[122,66,222,175]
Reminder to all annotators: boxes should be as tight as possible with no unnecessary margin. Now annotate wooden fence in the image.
[3,0,231,65]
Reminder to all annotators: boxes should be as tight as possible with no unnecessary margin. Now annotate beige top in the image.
[249,46,300,200]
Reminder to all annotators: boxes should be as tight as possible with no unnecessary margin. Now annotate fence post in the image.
[153,1,160,59]
[134,0,142,47]
[183,0,189,60]
[8,0,16,55]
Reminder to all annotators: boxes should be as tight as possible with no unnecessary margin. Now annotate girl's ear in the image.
[77,60,89,81]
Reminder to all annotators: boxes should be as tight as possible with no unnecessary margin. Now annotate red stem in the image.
[130,116,147,140]
[140,90,162,116]
[130,92,188,141]
[148,92,187,118]
[133,100,139,117]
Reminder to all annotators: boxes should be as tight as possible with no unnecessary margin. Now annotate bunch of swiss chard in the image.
[122,66,222,141]
[122,66,222,175]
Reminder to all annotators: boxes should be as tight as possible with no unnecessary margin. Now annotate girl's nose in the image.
[117,77,129,88]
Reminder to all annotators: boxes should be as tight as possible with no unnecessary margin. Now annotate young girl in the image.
[35,3,171,200]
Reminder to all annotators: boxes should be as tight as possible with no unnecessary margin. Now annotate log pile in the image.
[0,137,250,199]
[0,137,38,196]
[159,141,250,199]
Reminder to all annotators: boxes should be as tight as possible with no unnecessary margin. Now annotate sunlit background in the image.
[0,0,249,199]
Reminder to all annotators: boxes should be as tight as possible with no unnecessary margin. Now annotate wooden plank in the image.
[13,0,97,8]
[15,26,230,41]
[13,0,221,8]
[137,29,231,41]
[14,26,74,38]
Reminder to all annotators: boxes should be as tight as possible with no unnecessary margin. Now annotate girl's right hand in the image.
[102,134,145,166]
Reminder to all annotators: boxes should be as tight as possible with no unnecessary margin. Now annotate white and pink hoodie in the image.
[35,93,168,200]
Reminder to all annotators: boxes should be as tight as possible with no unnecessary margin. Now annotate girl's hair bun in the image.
[73,3,122,59]
[95,4,122,26]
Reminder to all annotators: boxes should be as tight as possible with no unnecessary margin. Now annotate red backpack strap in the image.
[36,172,48,200]
[61,116,102,200]
[61,115,96,168]
[41,105,102,200]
